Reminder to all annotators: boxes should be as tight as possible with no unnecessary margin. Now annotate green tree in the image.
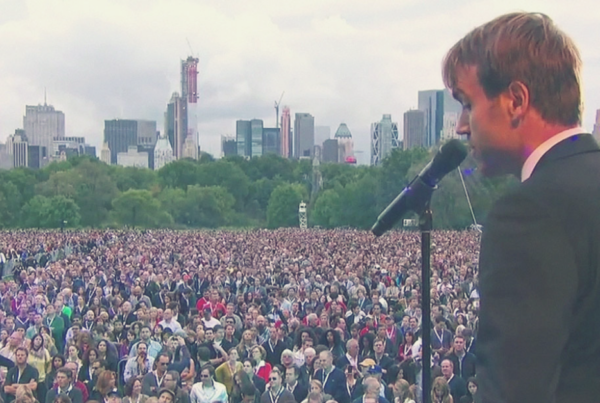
[71,160,118,227]
[157,187,187,225]
[36,171,77,198]
[157,159,200,189]
[46,196,81,228]
[266,183,308,229]
[111,189,166,228]
[196,161,250,208]
[21,195,51,228]
[311,189,342,228]
[111,166,158,192]
[0,182,22,227]
[179,185,235,228]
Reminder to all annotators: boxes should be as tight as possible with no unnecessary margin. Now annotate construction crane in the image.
[274,91,285,128]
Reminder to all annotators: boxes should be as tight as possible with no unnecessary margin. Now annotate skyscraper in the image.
[251,119,264,157]
[370,114,401,166]
[221,136,237,157]
[164,92,186,159]
[23,103,64,164]
[294,113,315,158]
[154,135,174,170]
[280,107,291,157]
[262,128,280,156]
[236,120,252,157]
[181,56,199,159]
[418,89,461,147]
[11,132,28,168]
[403,110,426,150]
[100,142,111,165]
[323,139,339,163]
[104,120,138,164]
[334,123,354,163]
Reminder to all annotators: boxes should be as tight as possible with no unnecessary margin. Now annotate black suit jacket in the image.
[46,387,84,403]
[476,134,600,403]
[314,367,350,403]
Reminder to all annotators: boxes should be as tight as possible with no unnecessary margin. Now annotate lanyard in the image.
[269,387,283,403]
[155,371,166,388]
[16,368,23,383]
[386,327,395,340]
[321,368,332,386]
[434,328,444,345]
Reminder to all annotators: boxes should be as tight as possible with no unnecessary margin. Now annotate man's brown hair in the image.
[442,12,582,126]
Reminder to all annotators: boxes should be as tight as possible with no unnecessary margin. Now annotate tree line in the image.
[0,147,516,230]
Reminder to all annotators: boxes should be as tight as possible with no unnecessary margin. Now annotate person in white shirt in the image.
[158,309,182,333]
[201,307,221,330]
[124,342,154,382]
[190,365,228,403]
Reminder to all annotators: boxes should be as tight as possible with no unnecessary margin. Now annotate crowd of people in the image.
[0,228,482,403]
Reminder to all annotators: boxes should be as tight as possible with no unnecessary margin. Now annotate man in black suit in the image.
[314,351,350,403]
[444,335,476,380]
[46,367,84,403]
[441,359,467,403]
[443,11,600,403]
[285,365,308,402]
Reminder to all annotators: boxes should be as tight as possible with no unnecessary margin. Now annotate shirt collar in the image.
[521,127,584,182]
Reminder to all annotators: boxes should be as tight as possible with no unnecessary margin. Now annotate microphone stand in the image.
[419,203,433,403]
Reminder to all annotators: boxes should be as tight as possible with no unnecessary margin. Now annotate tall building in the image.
[250,119,264,157]
[104,120,156,164]
[294,113,315,158]
[23,103,65,161]
[51,136,95,160]
[236,120,252,157]
[418,89,461,147]
[181,56,199,160]
[165,92,186,159]
[104,120,137,164]
[27,145,47,169]
[371,114,401,166]
[280,107,291,157]
[334,123,354,163]
[262,128,280,156]
[154,135,174,170]
[117,145,148,168]
[221,136,237,157]
[315,126,331,147]
[593,110,600,142]
[440,113,460,141]
[137,121,158,146]
[0,142,12,170]
[323,139,339,163]
[100,142,111,165]
[181,136,197,160]
[12,132,28,168]
[403,110,426,150]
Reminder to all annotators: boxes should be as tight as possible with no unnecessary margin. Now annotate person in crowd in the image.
[189,365,228,403]
[122,376,149,403]
[45,367,84,403]
[259,368,295,403]
[4,347,39,403]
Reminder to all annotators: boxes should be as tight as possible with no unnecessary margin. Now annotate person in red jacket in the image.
[251,346,272,382]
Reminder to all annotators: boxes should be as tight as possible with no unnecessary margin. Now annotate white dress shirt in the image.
[521,127,584,182]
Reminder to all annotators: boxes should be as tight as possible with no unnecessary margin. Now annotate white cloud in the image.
[0,0,599,163]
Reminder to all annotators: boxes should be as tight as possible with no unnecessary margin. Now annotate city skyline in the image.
[2,0,600,165]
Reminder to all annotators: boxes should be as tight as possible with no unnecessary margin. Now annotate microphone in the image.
[371,139,468,236]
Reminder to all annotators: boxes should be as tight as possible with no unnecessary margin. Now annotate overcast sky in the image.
[1,0,599,164]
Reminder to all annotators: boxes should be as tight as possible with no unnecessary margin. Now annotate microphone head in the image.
[427,139,468,183]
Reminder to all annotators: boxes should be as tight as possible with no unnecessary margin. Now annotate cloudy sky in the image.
[1,0,599,164]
